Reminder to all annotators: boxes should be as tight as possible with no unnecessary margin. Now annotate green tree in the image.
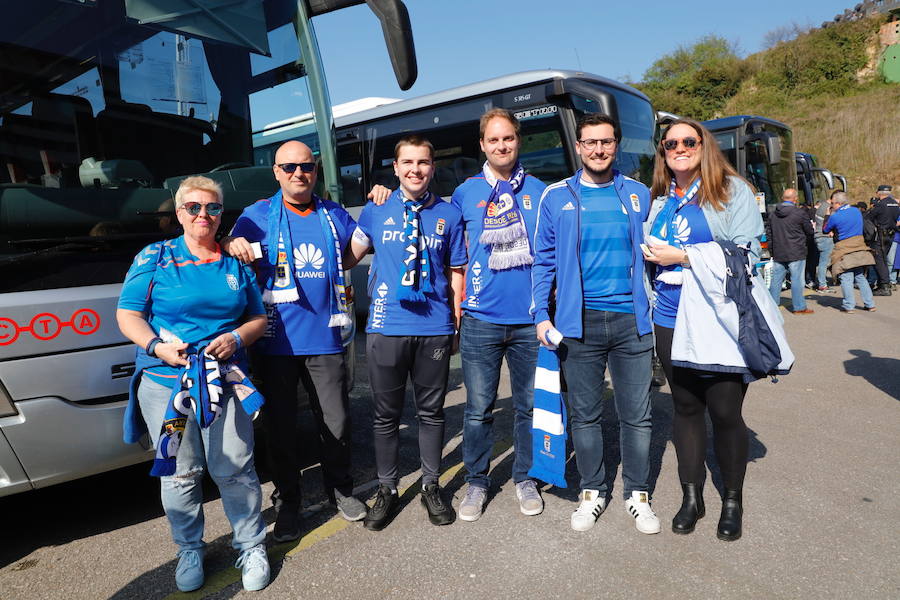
[636,36,746,120]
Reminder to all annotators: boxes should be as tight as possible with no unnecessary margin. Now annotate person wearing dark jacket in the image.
[767,188,814,313]
[866,184,898,295]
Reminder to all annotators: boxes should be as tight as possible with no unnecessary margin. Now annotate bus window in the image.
[714,132,738,169]
[514,106,570,184]
[338,141,365,208]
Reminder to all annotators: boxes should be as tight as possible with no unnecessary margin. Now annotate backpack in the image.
[862,217,877,244]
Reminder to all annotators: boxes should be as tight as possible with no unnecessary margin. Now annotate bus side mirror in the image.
[366,0,418,90]
[764,134,782,166]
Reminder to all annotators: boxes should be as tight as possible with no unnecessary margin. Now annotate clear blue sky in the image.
[252,0,858,125]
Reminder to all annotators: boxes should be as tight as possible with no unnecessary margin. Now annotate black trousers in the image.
[654,325,749,490]
[255,352,353,507]
[870,232,891,286]
[366,333,453,488]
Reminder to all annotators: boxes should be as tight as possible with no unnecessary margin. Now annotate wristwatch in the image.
[680,253,691,268]
[146,336,163,357]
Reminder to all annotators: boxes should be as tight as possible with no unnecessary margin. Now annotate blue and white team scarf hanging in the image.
[263,190,351,327]
[648,177,702,285]
[397,192,433,303]
[528,346,568,488]
[479,161,533,270]
[151,347,264,477]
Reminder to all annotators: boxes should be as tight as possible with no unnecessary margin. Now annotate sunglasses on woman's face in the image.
[662,137,700,151]
[181,202,224,216]
[277,162,316,174]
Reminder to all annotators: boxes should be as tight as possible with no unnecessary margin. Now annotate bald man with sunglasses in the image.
[223,141,367,542]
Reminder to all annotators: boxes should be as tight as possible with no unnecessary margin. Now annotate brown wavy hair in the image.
[650,118,748,211]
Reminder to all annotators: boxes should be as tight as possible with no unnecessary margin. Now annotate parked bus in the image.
[254,70,658,312]
[702,115,797,213]
[0,0,416,497]
[796,152,837,206]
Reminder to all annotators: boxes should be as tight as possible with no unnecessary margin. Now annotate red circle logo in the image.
[0,318,20,346]
[71,309,101,335]
[29,313,62,340]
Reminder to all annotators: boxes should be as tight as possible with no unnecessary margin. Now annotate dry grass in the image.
[727,84,900,196]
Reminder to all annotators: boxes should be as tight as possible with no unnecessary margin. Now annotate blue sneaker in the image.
[175,548,204,592]
[236,544,270,591]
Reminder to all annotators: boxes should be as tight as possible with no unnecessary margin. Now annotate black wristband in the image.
[145,337,163,357]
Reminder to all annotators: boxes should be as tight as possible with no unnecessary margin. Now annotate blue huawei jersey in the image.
[355,192,467,336]
[118,236,265,383]
[231,196,356,355]
[451,174,545,324]
[652,199,714,328]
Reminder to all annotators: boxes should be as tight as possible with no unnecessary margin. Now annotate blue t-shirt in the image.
[355,192,468,336]
[230,195,357,355]
[451,174,545,324]
[652,199,714,329]
[118,236,265,384]
[579,181,634,313]
[822,204,863,241]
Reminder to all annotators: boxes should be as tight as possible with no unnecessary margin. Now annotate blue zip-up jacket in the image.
[531,169,652,338]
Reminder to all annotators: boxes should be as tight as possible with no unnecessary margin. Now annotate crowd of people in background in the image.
[767,184,898,313]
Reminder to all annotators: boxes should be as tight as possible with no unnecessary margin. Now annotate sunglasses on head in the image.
[181,202,224,216]
[662,137,700,151]
[278,162,316,174]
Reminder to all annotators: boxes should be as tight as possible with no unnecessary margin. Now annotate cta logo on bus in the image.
[0,309,100,346]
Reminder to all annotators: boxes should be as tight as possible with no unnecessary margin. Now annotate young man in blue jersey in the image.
[346,135,467,531]
[223,141,367,542]
[451,109,546,521]
[531,113,660,534]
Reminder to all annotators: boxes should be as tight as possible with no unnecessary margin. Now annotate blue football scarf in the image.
[397,192,433,303]
[263,190,300,304]
[528,346,568,488]
[151,348,265,477]
[649,177,702,285]
[479,161,532,270]
[315,197,352,327]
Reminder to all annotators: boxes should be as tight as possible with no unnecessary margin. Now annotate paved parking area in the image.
[1,289,898,599]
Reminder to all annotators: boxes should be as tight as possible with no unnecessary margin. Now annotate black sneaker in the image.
[272,503,301,542]
[364,485,399,531]
[420,483,455,526]
[872,287,892,296]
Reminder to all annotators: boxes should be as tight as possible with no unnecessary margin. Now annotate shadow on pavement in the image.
[843,349,900,401]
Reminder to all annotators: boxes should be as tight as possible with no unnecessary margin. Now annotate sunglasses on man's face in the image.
[662,137,701,151]
[181,202,224,216]
[277,162,316,174]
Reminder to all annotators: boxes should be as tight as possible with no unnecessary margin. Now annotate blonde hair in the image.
[479,108,520,139]
[174,176,224,209]
[650,118,750,212]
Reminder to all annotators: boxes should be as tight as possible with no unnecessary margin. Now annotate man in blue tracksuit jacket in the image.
[531,113,660,535]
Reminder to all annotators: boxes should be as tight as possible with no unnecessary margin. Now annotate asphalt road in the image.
[1,287,898,599]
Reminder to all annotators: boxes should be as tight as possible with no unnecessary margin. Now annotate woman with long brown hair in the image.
[643,118,764,541]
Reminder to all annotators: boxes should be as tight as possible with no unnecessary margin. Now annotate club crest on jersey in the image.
[226,274,239,291]
[630,193,640,212]
[435,218,446,235]
[523,195,532,210]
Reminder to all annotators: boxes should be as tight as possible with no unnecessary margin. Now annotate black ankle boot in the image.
[717,488,743,541]
[672,483,705,534]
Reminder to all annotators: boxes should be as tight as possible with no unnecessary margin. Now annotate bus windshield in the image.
[0,1,312,293]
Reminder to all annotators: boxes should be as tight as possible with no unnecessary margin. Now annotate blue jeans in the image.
[838,267,875,310]
[138,375,266,553]
[888,241,898,284]
[768,259,807,311]
[815,237,834,287]
[559,310,653,497]
[460,313,538,488]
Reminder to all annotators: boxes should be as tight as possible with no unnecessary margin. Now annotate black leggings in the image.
[655,325,749,490]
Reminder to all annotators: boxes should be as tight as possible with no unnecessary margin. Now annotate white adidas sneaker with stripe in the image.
[625,490,661,534]
[571,489,606,531]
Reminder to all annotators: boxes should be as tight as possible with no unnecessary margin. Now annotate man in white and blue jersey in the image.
[531,113,660,534]
[451,109,546,521]
[346,135,467,531]
[223,141,367,542]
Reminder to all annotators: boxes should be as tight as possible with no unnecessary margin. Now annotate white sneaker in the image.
[458,485,487,522]
[571,489,606,531]
[625,491,661,534]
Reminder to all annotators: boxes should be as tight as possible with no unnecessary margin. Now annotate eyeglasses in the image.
[181,202,224,216]
[578,138,617,151]
[277,162,316,174]
[662,137,701,151]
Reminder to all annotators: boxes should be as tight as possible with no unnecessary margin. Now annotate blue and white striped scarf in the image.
[479,161,532,270]
[151,348,264,477]
[528,346,568,488]
[649,177,702,285]
[263,191,350,326]
[397,192,433,303]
